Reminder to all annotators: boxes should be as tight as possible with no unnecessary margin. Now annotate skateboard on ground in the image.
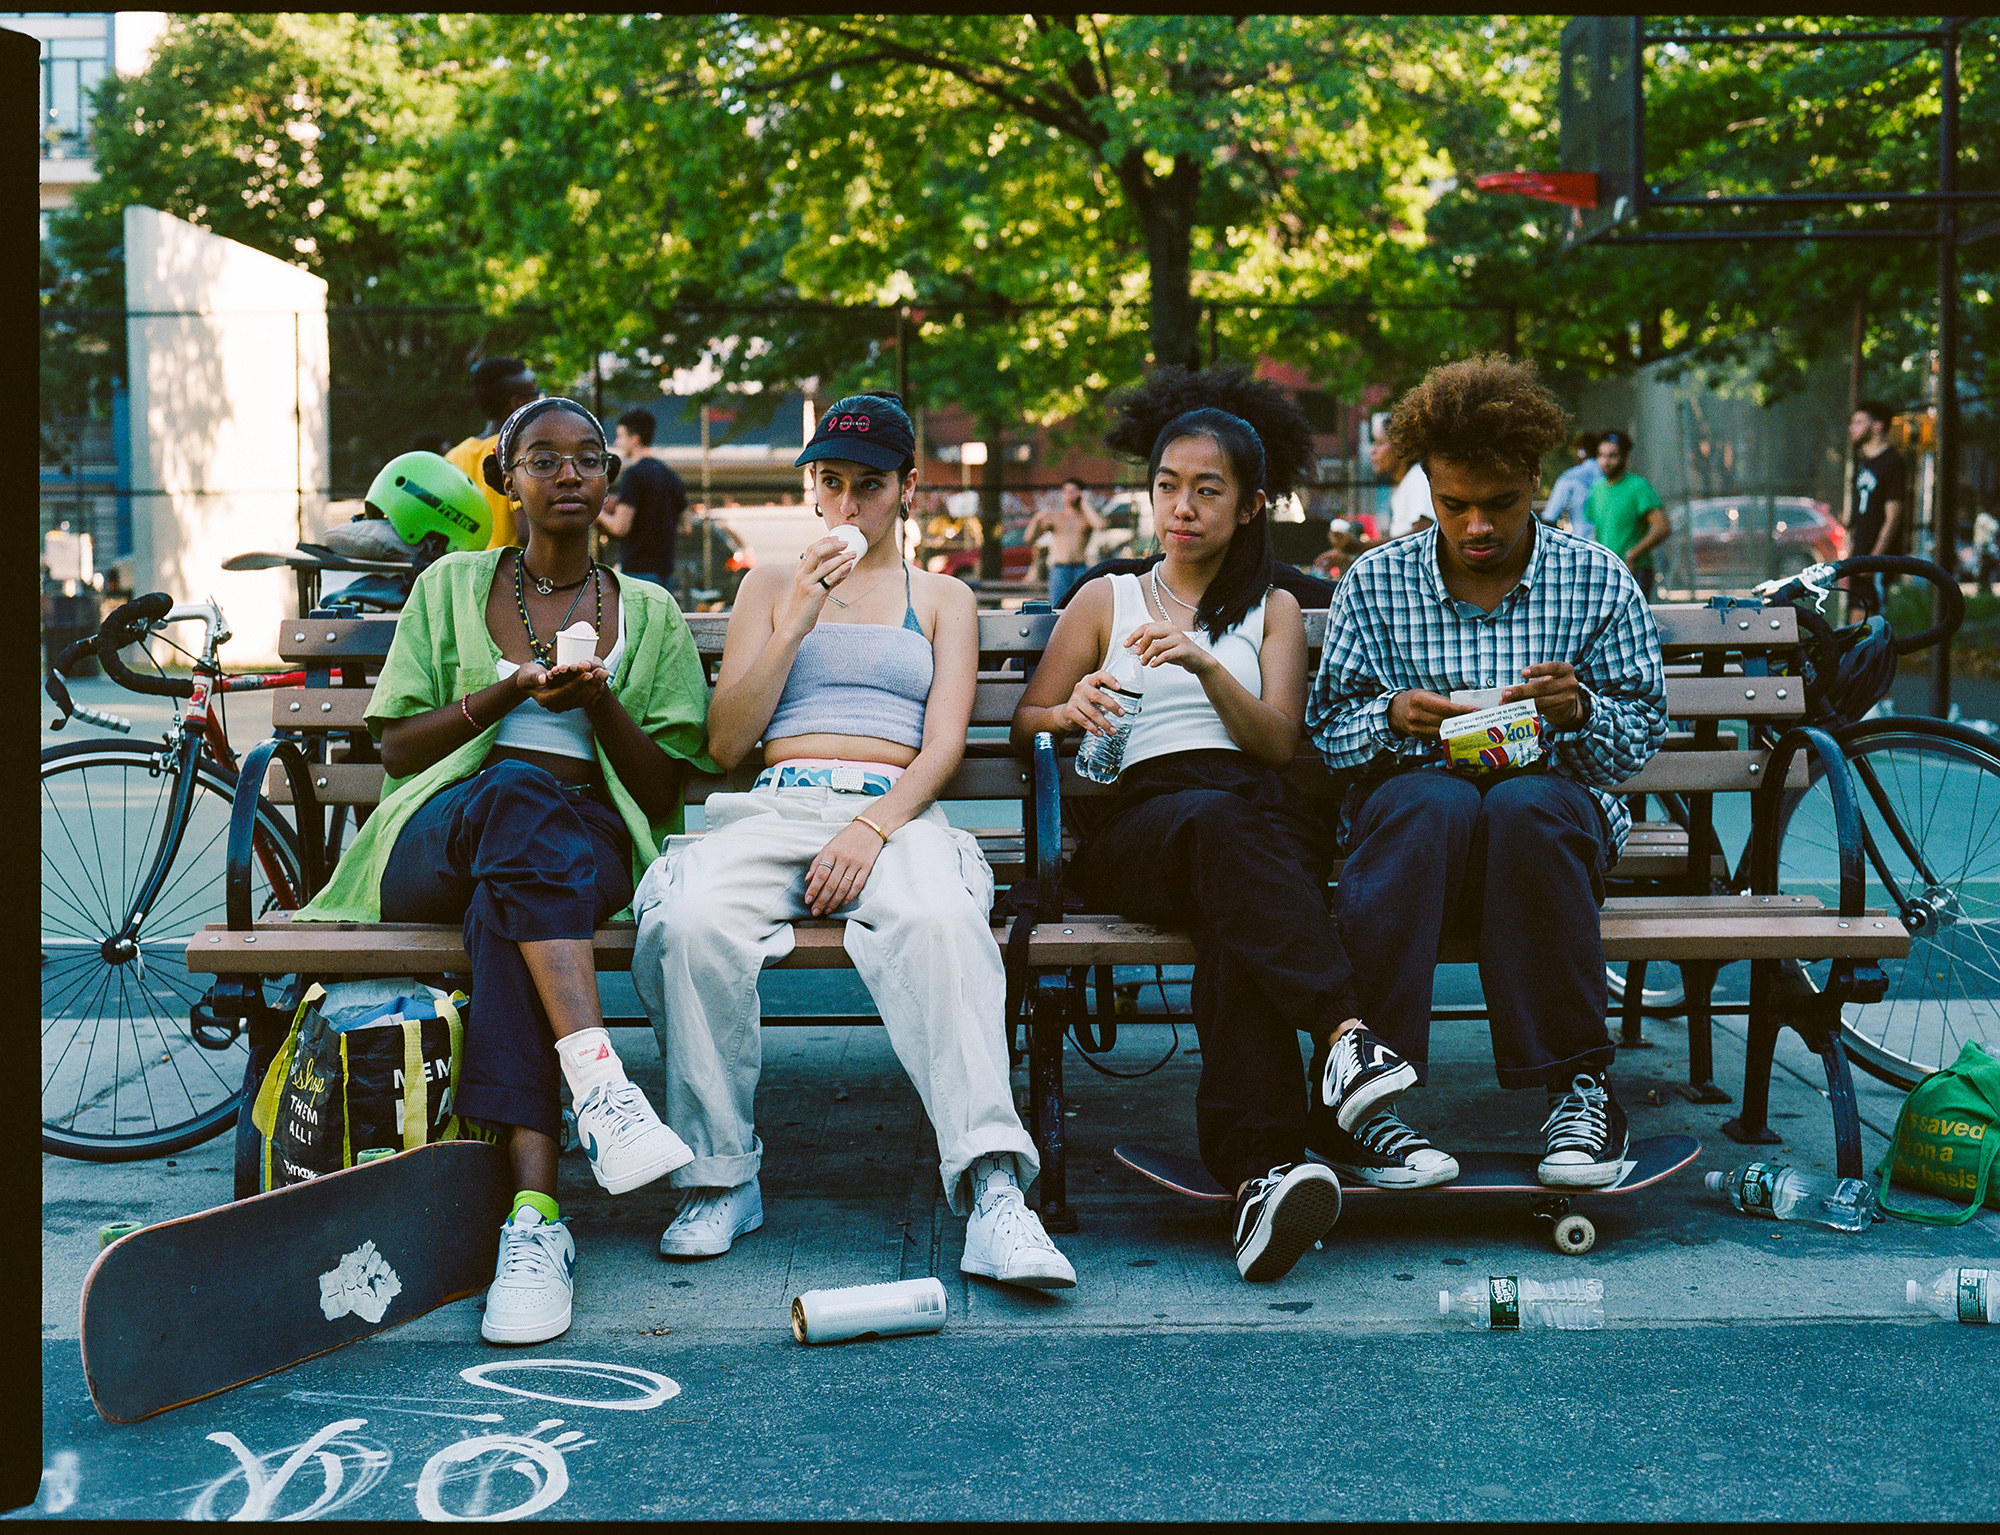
[1113,1134,1700,1255]
[80,1139,512,1424]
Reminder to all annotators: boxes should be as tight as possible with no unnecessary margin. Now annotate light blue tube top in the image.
[764,565,932,749]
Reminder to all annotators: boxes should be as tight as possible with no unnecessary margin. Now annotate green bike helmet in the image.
[365,452,491,553]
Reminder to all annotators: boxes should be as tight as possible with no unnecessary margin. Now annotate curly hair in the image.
[1102,365,1314,641]
[1104,363,1315,499]
[1387,354,1571,480]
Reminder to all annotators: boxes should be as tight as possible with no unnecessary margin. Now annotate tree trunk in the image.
[979,412,1006,581]
[1119,151,1204,372]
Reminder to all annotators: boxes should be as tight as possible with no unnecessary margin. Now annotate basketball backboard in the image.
[1558,16,1645,248]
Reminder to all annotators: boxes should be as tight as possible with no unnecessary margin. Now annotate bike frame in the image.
[94,603,310,958]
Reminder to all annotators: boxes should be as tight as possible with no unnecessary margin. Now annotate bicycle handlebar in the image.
[93,592,195,699]
[1762,554,1963,655]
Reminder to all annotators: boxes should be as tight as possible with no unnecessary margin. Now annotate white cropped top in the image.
[491,600,628,762]
[1106,571,1266,773]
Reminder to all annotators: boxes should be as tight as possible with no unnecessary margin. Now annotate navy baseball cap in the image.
[796,393,917,473]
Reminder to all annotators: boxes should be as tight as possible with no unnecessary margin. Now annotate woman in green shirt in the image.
[295,397,714,1345]
[1586,429,1671,598]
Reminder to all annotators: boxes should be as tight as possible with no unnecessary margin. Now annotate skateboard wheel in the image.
[1552,1214,1595,1255]
[99,1222,143,1249]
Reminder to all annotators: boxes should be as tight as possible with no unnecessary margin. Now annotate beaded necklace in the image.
[514,549,601,665]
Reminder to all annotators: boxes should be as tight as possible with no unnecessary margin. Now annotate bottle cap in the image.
[1438,1290,1451,1316]
[1703,1171,1721,1191]
[1907,1280,1920,1305]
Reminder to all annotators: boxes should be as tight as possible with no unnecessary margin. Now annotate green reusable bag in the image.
[1874,1039,2000,1226]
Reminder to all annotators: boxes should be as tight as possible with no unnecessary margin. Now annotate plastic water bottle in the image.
[1905,1266,1998,1324]
[1704,1163,1876,1232]
[1439,1276,1605,1330]
[1075,649,1145,784]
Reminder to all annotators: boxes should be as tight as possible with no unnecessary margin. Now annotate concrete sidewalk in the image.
[33,967,2000,1518]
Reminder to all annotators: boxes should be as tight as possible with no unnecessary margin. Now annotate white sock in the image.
[970,1152,1019,1213]
[554,1027,624,1099]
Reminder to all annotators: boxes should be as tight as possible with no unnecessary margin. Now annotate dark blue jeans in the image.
[379,759,632,1138]
[1335,767,1615,1092]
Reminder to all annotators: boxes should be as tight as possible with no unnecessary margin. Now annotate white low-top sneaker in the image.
[481,1209,576,1346]
[573,1079,694,1195]
[659,1180,764,1259]
[960,1187,1077,1290]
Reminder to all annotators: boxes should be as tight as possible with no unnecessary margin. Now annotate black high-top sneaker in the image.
[1538,1071,1631,1188]
[1318,1025,1418,1131]
[1312,1108,1461,1190]
[1233,1162,1342,1282]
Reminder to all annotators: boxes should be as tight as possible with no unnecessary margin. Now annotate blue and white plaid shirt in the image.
[1305,523,1667,853]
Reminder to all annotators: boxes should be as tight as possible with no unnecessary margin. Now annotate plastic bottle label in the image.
[1487,1276,1521,1329]
[1958,1269,1990,1324]
[1740,1164,1779,1213]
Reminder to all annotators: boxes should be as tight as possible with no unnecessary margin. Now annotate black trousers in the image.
[379,759,633,1139]
[1070,750,1363,1192]
[1335,767,1616,1093]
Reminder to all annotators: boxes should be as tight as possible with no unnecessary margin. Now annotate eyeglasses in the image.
[512,450,610,479]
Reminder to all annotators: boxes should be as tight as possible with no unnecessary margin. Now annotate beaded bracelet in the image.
[460,696,480,731]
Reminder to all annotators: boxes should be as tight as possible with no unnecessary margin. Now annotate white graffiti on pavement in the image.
[457,1359,681,1411]
[413,1420,589,1522]
[189,1418,393,1521]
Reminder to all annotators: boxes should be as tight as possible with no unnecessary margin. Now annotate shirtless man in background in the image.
[1029,476,1107,607]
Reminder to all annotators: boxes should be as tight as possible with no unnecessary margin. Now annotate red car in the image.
[1680,496,1845,592]
[940,522,1036,582]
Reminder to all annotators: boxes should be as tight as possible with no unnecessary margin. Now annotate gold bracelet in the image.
[853,814,891,846]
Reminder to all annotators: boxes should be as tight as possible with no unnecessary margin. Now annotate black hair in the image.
[1103,365,1312,643]
[617,407,657,446]
[1856,399,1897,430]
[471,356,535,420]
[1061,475,1086,490]
[1600,429,1633,453]
[1571,430,1603,456]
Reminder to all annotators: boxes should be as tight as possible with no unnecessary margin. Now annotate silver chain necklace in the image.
[1150,564,1199,621]
[826,560,902,610]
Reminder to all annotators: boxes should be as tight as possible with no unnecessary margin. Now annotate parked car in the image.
[673,515,756,609]
[940,520,1036,582]
[1677,495,1845,593]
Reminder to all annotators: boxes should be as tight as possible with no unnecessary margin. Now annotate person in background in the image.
[596,407,688,596]
[1026,476,1108,607]
[1377,434,1434,540]
[1847,401,1908,617]
[1973,509,2000,591]
[1584,430,1670,598]
[447,358,542,550]
[1312,518,1369,582]
[1541,431,1604,537]
[409,431,454,457]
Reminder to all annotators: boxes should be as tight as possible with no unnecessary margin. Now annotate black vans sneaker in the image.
[1313,1108,1460,1190]
[1233,1162,1341,1282]
[1319,1025,1418,1131]
[1538,1071,1630,1188]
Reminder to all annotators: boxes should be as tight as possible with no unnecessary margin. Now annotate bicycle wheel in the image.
[42,739,304,1160]
[1773,719,2000,1090]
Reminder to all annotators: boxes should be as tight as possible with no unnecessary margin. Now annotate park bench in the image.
[187,599,1907,1226]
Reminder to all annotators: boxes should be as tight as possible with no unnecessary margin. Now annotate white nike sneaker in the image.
[573,1079,694,1195]
[659,1180,764,1259]
[481,1208,576,1345]
[960,1186,1077,1290]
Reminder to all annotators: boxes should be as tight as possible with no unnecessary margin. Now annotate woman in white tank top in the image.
[1014,368,1432,1284]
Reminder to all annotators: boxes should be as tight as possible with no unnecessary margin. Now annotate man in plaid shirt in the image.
[1303,357,1667,1193]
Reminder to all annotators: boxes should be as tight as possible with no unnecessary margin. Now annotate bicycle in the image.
[42,592,323,1161]
[1620,554,2000,1091]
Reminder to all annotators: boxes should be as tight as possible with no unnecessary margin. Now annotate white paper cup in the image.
[831,524,868,564]
[555,623,598,669]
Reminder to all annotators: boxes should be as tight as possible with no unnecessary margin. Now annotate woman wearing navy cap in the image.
[632,393,1076,1291]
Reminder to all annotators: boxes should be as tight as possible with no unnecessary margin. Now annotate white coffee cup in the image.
[555,622,598,669]
[830,524,868,564]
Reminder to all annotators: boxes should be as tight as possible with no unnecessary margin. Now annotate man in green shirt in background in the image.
[1586,429,1671,598]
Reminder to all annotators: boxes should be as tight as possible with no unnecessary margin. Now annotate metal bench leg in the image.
[1676,960,1731,1104]
[1769,960,1877,1183]
[1619,959,1654,1048]
[1722,959,1784,1149]
[1026,973,1076,1233]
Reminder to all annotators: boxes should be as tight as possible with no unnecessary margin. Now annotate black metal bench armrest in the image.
[1749,724,1863,917]
[230,738,325,929]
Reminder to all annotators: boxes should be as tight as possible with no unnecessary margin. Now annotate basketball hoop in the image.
[1474,171,1600,209]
